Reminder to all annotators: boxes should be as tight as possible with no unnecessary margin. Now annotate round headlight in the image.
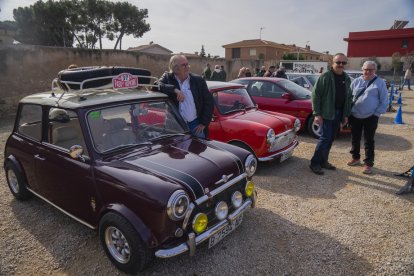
[167,190,190,221]
[231,191,243,208]
[215,201,229,220]
[266,129,276,144]
[245,181,255,197]
[294,118,301,132]
[192,213,208,234]
[245,154,257,177]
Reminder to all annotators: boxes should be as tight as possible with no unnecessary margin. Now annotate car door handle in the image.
[34,154,45,161]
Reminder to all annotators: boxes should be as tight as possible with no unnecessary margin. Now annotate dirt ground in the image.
[0,88,413,276]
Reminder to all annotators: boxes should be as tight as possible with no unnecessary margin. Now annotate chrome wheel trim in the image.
[7,169,20,194]
[105,226,131,264]
[311,121,322,137]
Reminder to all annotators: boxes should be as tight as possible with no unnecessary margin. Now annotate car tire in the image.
[307,115,321,138]
[5,161,32,200]
[99,212,151,273]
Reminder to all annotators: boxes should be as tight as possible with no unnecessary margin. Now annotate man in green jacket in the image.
[309,53,353,175]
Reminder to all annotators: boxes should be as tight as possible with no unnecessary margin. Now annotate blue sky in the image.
[1,0,413,56]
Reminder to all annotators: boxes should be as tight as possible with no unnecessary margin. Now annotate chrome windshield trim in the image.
[27,188,95,230]
[258,140,299,162]
[194,173,247,206]
[155,198,252,259]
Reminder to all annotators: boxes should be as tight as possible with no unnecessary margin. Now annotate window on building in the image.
[249,48,256,56]
[232,48,241,59]
[402,40,408,49]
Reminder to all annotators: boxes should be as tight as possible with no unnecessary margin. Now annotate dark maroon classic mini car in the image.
[3,67,258,273]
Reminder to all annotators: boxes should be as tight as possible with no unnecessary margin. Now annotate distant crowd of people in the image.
[201,63,227,82]
[236,65,287,79]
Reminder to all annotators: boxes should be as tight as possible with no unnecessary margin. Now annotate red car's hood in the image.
[120,137,245,199]
[230,109,295,131]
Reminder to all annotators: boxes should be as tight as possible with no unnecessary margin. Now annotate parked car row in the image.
[3,66,302,273]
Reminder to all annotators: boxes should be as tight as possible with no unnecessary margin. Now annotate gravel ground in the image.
[1,89,413,276]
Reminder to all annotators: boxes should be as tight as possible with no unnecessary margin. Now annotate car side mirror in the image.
[69,145,85,162]
[281,93,292,100]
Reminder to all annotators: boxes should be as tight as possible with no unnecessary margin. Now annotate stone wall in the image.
[0,45,229,117]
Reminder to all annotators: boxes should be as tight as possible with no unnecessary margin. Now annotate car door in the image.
[34,108,97,224]
[208,90,225,141]
[248,80,300,117]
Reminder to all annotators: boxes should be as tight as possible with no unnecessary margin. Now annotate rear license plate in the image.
[208,214,243,249]
[280,148,293,162]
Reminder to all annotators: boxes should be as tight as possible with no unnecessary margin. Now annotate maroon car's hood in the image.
[122,138,244,199]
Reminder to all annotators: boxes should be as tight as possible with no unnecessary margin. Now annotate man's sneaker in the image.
[309,164,324,175]
[363,165,373,174]
[347,159,361,166]
[321,162,336,170]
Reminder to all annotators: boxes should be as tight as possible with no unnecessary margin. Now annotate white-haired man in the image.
[156,55,214,138]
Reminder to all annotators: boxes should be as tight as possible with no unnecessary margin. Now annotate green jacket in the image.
[312,69,353,121]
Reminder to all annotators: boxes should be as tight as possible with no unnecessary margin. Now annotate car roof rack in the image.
[51,72,159,104]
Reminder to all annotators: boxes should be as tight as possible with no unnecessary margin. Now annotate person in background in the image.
[256,66,266,77]
[263,65,275,77]
[155,55,214,138]
[274,66,287,78]
[309,53,353,175]
[202,63,211,80]
[404,67,412,90]
[237,67,252,78]
[210,65,222,81]
[219,65,227,81]
[347,61,388,174]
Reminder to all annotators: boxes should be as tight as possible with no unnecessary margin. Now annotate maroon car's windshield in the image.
[213,88,256,114]
[87,101,187,153]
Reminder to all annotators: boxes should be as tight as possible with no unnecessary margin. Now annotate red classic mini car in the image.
[3,67,258,273]
[207,81,300,162]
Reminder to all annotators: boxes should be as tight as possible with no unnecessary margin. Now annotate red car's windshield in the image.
[213,88,256,114]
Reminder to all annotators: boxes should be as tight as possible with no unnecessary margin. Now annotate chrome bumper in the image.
[155,196,255,258]
[258,140,299,162]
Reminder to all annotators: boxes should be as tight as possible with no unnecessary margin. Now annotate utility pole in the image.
[260,27,265,39]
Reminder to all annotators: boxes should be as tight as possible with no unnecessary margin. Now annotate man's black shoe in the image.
[321,162,336,170]
[309,164,324,175]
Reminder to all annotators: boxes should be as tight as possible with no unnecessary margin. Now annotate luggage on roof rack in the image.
[58,66,152,90]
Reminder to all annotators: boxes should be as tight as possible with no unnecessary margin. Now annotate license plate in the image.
[208,214,243,249]
[280,148,293,162]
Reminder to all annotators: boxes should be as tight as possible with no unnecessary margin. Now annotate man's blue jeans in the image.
[310,109,342,166]
[187,118,206,139]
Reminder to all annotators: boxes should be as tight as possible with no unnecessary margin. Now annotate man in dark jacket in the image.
[309,53,353,175]
[156,55,214,138]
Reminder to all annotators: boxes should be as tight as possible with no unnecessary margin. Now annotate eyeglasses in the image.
[179,63,189,68]
[363,68,374,71]
[334,61,347,65]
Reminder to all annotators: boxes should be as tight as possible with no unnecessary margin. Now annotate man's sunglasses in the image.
[334,61,347,65]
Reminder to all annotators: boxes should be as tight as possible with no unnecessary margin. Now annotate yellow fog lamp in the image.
[245,181,255,197]
[192,213,208,234]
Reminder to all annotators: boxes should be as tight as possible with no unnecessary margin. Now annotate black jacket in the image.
[155,72,214,130]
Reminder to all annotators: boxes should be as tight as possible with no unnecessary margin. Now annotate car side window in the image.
[258,82,285,99]
[48,108,88,156]
[17,104,42,141]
